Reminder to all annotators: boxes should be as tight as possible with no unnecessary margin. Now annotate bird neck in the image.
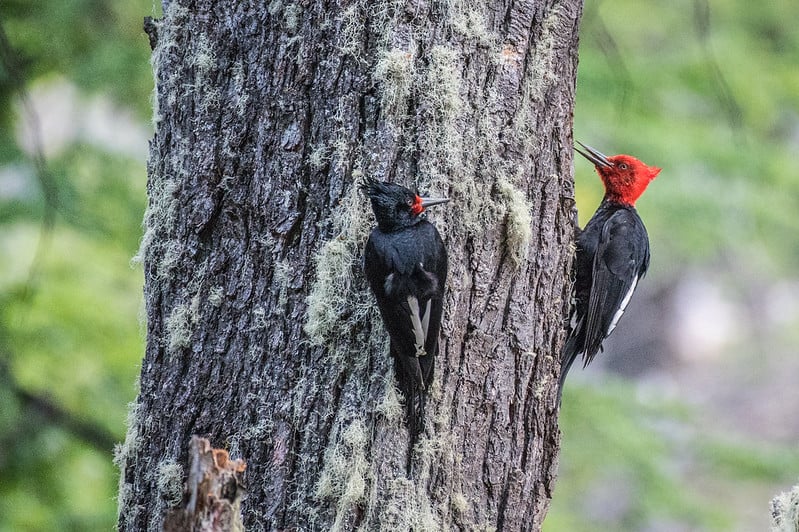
[377,216,422,233]
[602,182,647,206]
[599,197,636,212]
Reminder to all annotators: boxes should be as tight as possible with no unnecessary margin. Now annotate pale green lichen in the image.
[303,182,373,353]
[156,460,185,507]
[228,417,273,467]
[374,48,415,115]
[165,301,194,351]
[116,481,133,523]
[199,87,222,113]
[375,377,403,423]
[771,482,799,532]
[316,419,372,531]
[114,401,142,521]
[267,0,282,16]
[247,344,264,362]
[338,3,365,59]
[426,45,463,121]
[415,43,481,238]
[148,2,190,125]
[331,124,356,171]
[192,33,217,79]
[451,492,468,513]
[156,241,182,278]
[497,178,533,267]
[208,285,224,307]
[284,4,303,33]
[232,60,249,117]
[243,418,272,442]
[131,178,179,271]
[135,135,188,278]
[451,6,496,48]
[308,143,330,170]
[379,477,440,530]
[273,259,292,310]
[251,305,268,330]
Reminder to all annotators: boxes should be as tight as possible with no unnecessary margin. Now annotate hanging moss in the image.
[771,483,799,532]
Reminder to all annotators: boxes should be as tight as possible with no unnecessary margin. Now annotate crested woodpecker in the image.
[560,142,661,397]
[362,179,448,452]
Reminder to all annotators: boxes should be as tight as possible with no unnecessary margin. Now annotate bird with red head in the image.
[560,142,661,401]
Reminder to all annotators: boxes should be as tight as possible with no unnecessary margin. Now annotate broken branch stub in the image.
[164,436,247,532]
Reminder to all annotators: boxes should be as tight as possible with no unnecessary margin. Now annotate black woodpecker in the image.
[560,142,661,398]
[362,179,448,452]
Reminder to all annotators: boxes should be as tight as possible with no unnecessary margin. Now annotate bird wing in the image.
[364,222,447,452]
[363,223,447,388]
[581,209,649,365]
[419,224,447,388]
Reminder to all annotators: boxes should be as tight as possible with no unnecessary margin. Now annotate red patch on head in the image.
[411,195,424,215]
[597,155,660,206]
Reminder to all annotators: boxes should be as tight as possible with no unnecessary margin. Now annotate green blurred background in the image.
[0,1,797,530]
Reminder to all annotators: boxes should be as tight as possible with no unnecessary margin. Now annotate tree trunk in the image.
[117,0,581,530]
[771,483,799,532]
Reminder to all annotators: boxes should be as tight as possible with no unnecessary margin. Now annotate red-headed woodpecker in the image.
[560,142,661,397]
[362,179,448,453]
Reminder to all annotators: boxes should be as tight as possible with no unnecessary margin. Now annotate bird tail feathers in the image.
[558,334,581,405]
[392,350,430,473]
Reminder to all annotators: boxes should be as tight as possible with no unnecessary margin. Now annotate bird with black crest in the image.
[361,178,448,467]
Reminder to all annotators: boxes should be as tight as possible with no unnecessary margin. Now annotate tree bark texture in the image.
[117,0,582,530]
[771,483,799,532]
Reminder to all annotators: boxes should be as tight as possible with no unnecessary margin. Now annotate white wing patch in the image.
[606,276,638,336]
[383,273,395,295]
[407,296,427,357]
[421,300,431,343]
[569,288,579,329]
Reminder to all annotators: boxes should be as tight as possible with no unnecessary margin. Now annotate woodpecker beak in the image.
[419,197,449,208]
[575,141,613,168]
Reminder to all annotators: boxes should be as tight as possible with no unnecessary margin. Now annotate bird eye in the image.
[407,198,414,207]
[619,163,628,170]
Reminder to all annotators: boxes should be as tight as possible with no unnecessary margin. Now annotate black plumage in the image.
[560,202,650,389]
[362,179,448,451]
[560,143,660,398]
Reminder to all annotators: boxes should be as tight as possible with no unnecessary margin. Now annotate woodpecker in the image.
[362,179,448,452]
[559,142,661,397]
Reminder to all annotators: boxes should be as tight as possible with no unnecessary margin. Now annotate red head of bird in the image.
[575,141,661,206]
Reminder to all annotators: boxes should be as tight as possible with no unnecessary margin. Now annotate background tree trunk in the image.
[771,483,799,532]
[117,0,582,530]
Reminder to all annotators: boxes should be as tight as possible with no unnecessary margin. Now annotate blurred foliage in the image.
[0,153,145,529]
[0,0,155,529]
[0,0,154,128]
[573,0,799,275]
[548,382,799,531]
[0,0,797,530]
[556,1,799,530]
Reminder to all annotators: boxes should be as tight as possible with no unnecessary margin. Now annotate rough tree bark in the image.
[771,483,799,532]
[117,0,582,530]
